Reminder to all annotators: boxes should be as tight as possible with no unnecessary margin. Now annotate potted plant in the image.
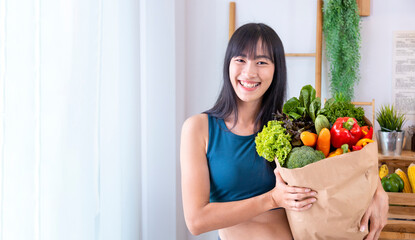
[376,104,406,156]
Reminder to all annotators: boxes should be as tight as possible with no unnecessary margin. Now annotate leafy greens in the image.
[318,98,365,126]
[283,85,321,122]
[255,120,292,166]
[272,112,315,147]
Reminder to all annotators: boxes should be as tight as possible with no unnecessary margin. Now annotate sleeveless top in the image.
[207,114,276,202]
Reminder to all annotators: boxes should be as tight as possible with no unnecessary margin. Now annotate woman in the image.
[180,23,388,240]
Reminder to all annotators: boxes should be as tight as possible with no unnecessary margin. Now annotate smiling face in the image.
[229,41,275,105]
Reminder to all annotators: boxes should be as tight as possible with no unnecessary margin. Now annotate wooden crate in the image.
[379,151,415,240]
[379,151,415,173]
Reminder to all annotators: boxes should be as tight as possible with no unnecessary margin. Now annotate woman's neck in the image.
[237,101,260,125]
[225,99,261,135]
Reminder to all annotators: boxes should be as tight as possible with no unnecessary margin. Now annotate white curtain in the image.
[0,0,142,239]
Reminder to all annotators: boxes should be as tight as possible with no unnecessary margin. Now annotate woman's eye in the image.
[235,58,245,63]
[257,61,268,65]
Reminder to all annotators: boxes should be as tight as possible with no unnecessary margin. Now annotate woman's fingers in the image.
[284,185,311,194]
[273,168,317,210]
[274,168,317,195]
[365,218,383,240]
[363,213,386,240]
[284,191,317,201]
[373,229,382,240]
[359,209,370,233]
[285,196,317,210]
[294,203,313,211]
[364,223,376,240]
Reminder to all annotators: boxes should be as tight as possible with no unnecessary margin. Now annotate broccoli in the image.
[285,146,325,169]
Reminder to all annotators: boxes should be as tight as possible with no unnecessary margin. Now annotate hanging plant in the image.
[323,0,361,101]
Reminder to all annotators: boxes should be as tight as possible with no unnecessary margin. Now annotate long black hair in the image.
[204,23,287,132]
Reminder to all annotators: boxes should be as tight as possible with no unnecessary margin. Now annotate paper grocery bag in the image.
[276,142,379,240]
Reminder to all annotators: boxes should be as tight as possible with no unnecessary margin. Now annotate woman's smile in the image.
[238,80,261,91]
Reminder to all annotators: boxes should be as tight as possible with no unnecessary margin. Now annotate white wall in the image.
[357,0,415,133]
[184,1,415,239]
[139,0,186,239]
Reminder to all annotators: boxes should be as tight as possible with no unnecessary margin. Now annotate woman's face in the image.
[229,42,275,105]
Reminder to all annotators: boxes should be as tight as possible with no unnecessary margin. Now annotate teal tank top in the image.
[207,114,275,202]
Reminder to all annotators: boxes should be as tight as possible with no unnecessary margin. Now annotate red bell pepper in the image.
[330,117,362,148]
[352,145,363,151]
[361,126,373,139]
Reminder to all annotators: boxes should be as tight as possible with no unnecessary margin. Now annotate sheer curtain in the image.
[0,0,143,239]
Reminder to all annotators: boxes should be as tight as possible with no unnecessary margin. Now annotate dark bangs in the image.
[226,29,275,63]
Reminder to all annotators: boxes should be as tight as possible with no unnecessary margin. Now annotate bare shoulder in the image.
[181,113,209,154]
[181,113,209,137]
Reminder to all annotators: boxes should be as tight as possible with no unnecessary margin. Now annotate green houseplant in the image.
[323,0,361,102]
[376,104,407,156]
[376,104,406,132]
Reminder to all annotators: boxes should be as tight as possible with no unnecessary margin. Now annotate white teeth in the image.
[240,81,260,88]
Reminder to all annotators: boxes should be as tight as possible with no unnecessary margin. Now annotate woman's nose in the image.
[242,62,257,78]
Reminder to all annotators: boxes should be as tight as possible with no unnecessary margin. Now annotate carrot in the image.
[316,128,331,157]
[300,131,318,147]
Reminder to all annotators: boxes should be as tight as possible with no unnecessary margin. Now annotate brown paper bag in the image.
[277,141,379,240]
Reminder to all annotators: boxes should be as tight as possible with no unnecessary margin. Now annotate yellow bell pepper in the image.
[328,148,343,158]
[355,138,374,147]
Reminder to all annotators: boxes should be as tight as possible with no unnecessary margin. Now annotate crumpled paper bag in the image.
[276,141,379,240]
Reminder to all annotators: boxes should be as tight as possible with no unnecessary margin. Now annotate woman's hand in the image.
[270,168,317,211]
[360,179,389,240]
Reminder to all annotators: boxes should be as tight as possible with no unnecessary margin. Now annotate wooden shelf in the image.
[388,192,415,206]
[379,151,415,172]
[380,231,415,240]
[379,150,415,161]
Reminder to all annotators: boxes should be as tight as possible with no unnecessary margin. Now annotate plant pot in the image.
[377,130,405,156]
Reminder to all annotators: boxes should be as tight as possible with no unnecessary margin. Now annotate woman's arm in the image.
[180,114,316,235]
[359,177,389,240]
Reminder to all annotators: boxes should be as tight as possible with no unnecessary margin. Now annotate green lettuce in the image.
[255,120,292,166]
[318,97,365,126]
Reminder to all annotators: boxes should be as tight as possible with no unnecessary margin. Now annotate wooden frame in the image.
[352,99,375,126]
[357,0,370,16]
[229,2,236,40]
